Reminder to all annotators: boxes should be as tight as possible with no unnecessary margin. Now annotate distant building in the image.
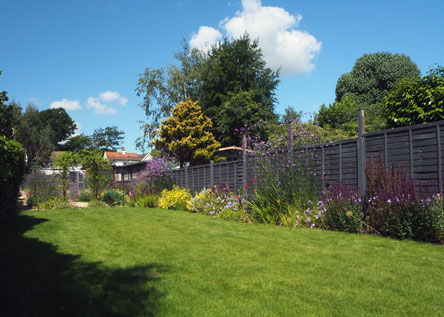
[104,147,152,181]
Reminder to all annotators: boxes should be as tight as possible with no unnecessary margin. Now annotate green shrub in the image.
[88,200,109,208]
[127,193,159,208]
[37,197,71,210]
[186,188,212,213]
[0,136,25,217]
[158,185,191,210]
[101,189,124,206]
[77,189,93,202]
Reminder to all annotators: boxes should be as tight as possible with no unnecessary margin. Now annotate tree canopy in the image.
[153,99,220,167]
[136,34,279,149]
[91,126,125,152]
[39,108,77,149]
[384,65,444,127]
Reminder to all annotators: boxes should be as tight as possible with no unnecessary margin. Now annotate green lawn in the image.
[1,207,444,316]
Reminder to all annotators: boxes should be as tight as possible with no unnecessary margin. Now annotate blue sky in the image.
[1,0,443,153]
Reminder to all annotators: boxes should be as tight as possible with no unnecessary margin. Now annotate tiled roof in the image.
[104,151,143,161]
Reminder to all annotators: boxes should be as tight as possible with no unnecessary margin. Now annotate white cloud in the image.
[190,26,223,52]
[86,97,117,115]
[74,121,82,133]
[191,0,321,75]
[99,91,128,106]
[50,98,82,111]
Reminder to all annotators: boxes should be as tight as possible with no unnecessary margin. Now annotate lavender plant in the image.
[139,156,173,194]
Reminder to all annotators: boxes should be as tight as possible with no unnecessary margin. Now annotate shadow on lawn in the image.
[0,213,166,316]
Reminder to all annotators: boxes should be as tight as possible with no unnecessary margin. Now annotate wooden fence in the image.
[173,115,444,197]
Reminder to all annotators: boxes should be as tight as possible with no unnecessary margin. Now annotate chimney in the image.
[122,147,126,155]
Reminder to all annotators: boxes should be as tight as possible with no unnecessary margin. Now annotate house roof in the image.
[104,151,143,161]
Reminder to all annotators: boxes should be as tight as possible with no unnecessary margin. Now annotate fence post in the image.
[210,160,214,189]
[437,125,443,196]
[185,166,189,190]
[288,122,294,153]
[409,128,414,180]
[242,135,247,189]
[357,109,366,202]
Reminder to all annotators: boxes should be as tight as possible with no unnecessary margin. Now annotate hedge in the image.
[0,136,25,220]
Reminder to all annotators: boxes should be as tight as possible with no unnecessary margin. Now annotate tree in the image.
[39,108,77,149]
[135,41,204,149]
[91,126,125,152]
[153,99,221,168]
[335,52,420,105]
[281,106,303,123]
[79,150,111,199]
[198,35,279,146]
[384,65,444,127]
[59,134,93,152]
[53,151,77,199]
[136,35,280,149]
[317,52,420,134]
[0,100,21,139]
[15,104,54,170]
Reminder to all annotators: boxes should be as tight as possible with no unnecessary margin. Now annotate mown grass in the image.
[1,207,444,316]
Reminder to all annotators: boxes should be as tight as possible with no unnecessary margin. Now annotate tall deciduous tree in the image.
[384,65,444,127]
[199,34,279,146]
[135,41,203,149]
[335,52,420,105]
[317,52,420,134]
[15,104,55,169]
[91,126,125,152]
[153,99,220,168]
[58,134,93,152]
[39,108,77,149]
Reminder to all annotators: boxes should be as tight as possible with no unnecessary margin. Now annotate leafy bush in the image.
[320,185,364,233]
[186,188,212,213]
[24,171,61,207]
[37,197,71,210]
[127,193,159,208]
[0,136,25,218]
[158,185,191,210]
[101,189,124,206]
[88,200,109,208]
[77,189,93,202]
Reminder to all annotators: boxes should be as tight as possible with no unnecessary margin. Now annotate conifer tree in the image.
[153,99,220,167]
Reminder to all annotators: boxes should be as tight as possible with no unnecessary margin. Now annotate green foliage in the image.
[39,108,77,149]
[37,197,71,210]
[0,136,25,217]
[53,151,77,199]
[186,188,212,213]
[158,185,191,210]
[335,52,420,105]
[79,150,111,199]
[153,99,220,167]
[100,189,124,206]
[88,200,109,208]
[135,41,203,149]
[384,65,444,127]
[77,189,93,202]
[321,201,363,233]
[91,126,125,152]
[280,106,302,123]
[127,193,159,208]
[199,35,279,146]
[0,101,21,139]
[136,36,279,149]
[15,104,55,169]
[58,134,93,152]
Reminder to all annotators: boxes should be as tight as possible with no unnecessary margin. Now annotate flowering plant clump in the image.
[187,185,247,222]
[139,156,173,194]
[320,184,364,233]
[286,200,325,228]
[158,185,191,210]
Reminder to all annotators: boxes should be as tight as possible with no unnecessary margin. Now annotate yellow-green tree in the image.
[153,99,220,167]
